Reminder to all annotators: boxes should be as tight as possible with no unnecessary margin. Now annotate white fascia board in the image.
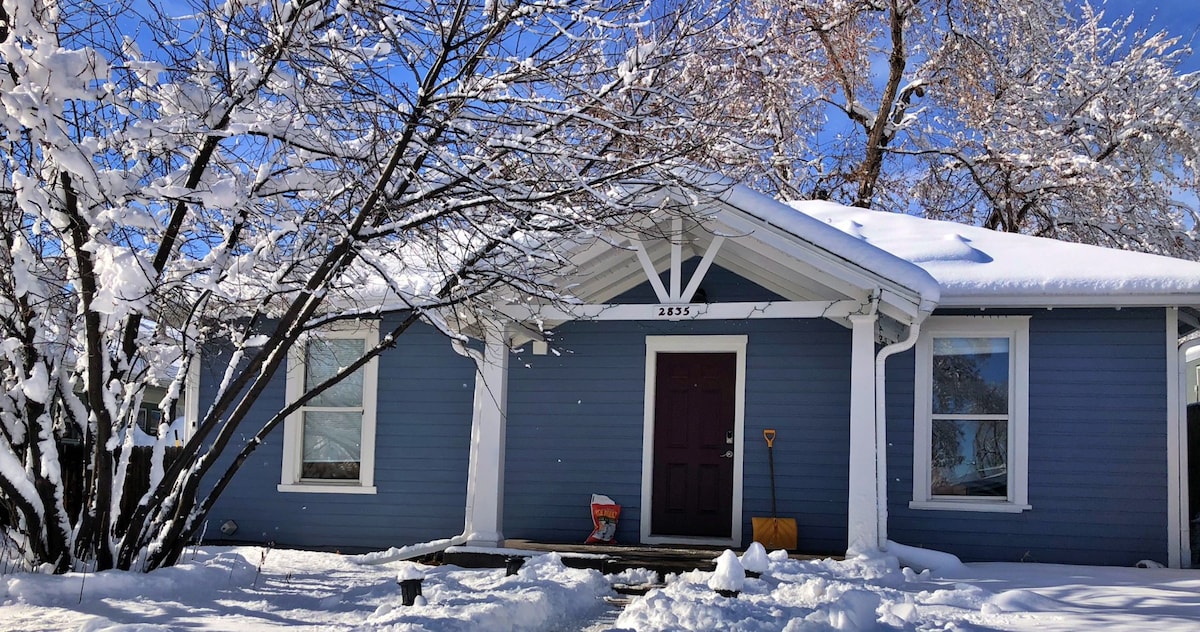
[877,299,921,325]
[877,288,924,320]
[934,294,1200,309]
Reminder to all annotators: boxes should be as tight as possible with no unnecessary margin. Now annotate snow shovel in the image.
[752,429,797,550]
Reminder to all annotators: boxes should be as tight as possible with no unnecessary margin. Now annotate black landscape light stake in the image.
[397,567,425,606]
[398,577,423,606]
[740,542,770,580]
[709,550,744,598]
[505,556,526,576]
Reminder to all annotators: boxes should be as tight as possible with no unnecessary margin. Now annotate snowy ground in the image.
[1,544,1199,631]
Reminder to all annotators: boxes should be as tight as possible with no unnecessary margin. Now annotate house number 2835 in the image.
[657,306,691,317]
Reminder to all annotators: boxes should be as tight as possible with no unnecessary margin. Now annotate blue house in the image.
[205,184,1200,568]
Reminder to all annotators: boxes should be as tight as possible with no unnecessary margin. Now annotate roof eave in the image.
[697,191,940,323]
[935,293,1200,309]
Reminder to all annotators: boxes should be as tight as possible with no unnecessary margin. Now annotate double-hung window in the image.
[912,316,1030,512]
[280,322,379,494]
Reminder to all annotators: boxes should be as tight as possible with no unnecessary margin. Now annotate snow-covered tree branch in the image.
[0,0,719,572]
[911,3,1200,255]
[676,0,1200,256]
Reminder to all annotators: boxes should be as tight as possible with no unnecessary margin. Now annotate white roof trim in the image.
[551,181,941,324]
[937,295,1200,309]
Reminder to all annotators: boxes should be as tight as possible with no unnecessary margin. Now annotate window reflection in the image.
[932,337,1009,415]
[931,419,1008,496]
[931,337,1010,498]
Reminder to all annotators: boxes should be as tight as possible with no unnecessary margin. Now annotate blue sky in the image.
[1096,0,1200,71]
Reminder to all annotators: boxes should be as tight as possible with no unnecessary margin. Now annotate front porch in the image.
[451,186,941,559]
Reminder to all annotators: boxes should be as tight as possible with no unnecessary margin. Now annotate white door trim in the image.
[641,335,747,546]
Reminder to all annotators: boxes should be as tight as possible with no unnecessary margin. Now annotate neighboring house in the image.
[206,184,1200,568]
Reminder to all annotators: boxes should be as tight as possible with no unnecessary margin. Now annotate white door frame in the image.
[641,335,747,546]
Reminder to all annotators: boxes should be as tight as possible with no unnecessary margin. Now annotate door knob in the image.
[720,450,733,458]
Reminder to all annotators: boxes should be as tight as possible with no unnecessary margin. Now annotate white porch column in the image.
[847,313,879,556]
[463,326,510,547]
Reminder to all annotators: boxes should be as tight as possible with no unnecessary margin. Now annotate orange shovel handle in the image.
[763,428,776,448]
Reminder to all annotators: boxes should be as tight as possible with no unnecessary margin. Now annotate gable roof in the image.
[551,182,940,324]
[793,201,1200,309]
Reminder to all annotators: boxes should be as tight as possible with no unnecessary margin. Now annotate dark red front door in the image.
[651,352,736,538]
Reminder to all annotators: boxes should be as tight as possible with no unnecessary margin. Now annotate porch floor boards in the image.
[440,539,836,579]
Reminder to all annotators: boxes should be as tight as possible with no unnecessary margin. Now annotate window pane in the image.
[136,407,163,436]
[305,339,365,407]
[301,411,362,480]
[932,337,1009,415]
[931,419,1008,497]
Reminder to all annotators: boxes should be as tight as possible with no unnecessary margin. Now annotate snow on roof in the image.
[791,200,1200,307]
[712,184,942,306]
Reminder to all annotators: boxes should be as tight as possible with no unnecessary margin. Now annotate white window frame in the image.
[912,315,1031,512]
[279,321,379,494]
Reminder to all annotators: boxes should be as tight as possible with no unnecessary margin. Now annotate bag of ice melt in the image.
[586,494,620,544]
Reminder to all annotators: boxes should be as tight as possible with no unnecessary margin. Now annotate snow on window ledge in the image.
[277,483,377,495]
[909,500,1031,513]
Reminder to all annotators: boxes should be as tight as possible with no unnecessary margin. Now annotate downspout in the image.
[874,318,924,551]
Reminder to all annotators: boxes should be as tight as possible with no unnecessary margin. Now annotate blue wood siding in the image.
[200,257,1174,567]
[885,308,1169,565]
[504,264,853,554]
[203,318,475,551]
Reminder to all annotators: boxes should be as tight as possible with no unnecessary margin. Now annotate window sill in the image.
[909,500,1031,513]
[277,483,377,495]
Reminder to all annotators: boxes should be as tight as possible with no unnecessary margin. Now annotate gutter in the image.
[935,294,1200,309]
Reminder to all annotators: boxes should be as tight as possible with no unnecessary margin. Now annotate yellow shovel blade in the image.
[752,516,798,551]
